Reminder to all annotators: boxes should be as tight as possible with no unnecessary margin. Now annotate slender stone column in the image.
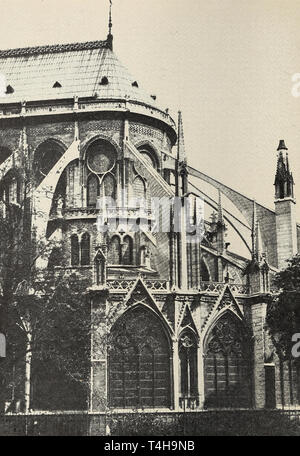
[251,300,267,408]
[198,341,205,409]
[172,340,179,411]
[89,290,109,412]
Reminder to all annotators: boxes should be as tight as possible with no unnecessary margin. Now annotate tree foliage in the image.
[0,186,92,412]
[266,254,300,360]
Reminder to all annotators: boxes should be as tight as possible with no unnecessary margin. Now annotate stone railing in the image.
[107,279,135,291]
[0,98,176,130]
[107,280,248,295]
[60,206,152,221]
[228,283,250,295]
[145,280,170,291]
[107,279,169,292]
[197,282,250,296]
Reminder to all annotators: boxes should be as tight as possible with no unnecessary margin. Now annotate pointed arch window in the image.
[102,173,116,199]
[204,313,252,409]
[123,235,133,265]
[66,160,79,207]
[81,233,90,266]
[133,176,146,203]
[33,140,64,186]
[140,246,147,266]
[87,174,99,207]
[8,177,18,204]
[1,171,21,205]
[200,259,210,282]
[138,145,158,170]
[141,152,156,169]
[109,306,171,408]
[71,234,79,266]
[179,331,198,409]
[108,236,121,265]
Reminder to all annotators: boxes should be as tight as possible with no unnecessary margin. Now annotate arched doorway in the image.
[204,312,252,408]
[109,306,171,409]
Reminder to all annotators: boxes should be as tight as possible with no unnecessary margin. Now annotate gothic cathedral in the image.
[0,24,299,414]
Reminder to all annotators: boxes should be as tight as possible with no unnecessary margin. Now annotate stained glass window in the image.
[71,234,79,266]
[87,174,99,207]
[200,259,210,282]
[108,236,121,265]
[102,173,116,199]
[133,176,146,201]
[204,313,252,408]
[123,236,133,265]
[109,306,171,408]
[81,233,90,266]
[87,140,116,174]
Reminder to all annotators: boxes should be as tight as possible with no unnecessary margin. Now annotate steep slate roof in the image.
[0,40,157,106]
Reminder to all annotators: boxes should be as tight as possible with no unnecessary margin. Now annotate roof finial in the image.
[277,139,288,151]
[274,139,294,200]
[107,0,113,51]
[109,0,112,35]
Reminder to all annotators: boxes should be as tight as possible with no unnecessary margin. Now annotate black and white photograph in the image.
[0,0,300,440]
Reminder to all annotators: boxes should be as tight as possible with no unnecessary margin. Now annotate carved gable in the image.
[178,304,198,336]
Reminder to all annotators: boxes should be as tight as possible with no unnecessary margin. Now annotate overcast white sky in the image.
[0,0,300,216]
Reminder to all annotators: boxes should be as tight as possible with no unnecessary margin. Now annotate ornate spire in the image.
[274,139,294,200]
[251,200,263,260]
[216,189,226,254]
[251,200,258,258]
[176,111,188,196]
[217,189,225,226]
[107,0,113,51]
[177,111,186,164]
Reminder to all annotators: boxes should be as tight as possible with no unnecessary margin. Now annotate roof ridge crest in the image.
[0,40,108,58]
